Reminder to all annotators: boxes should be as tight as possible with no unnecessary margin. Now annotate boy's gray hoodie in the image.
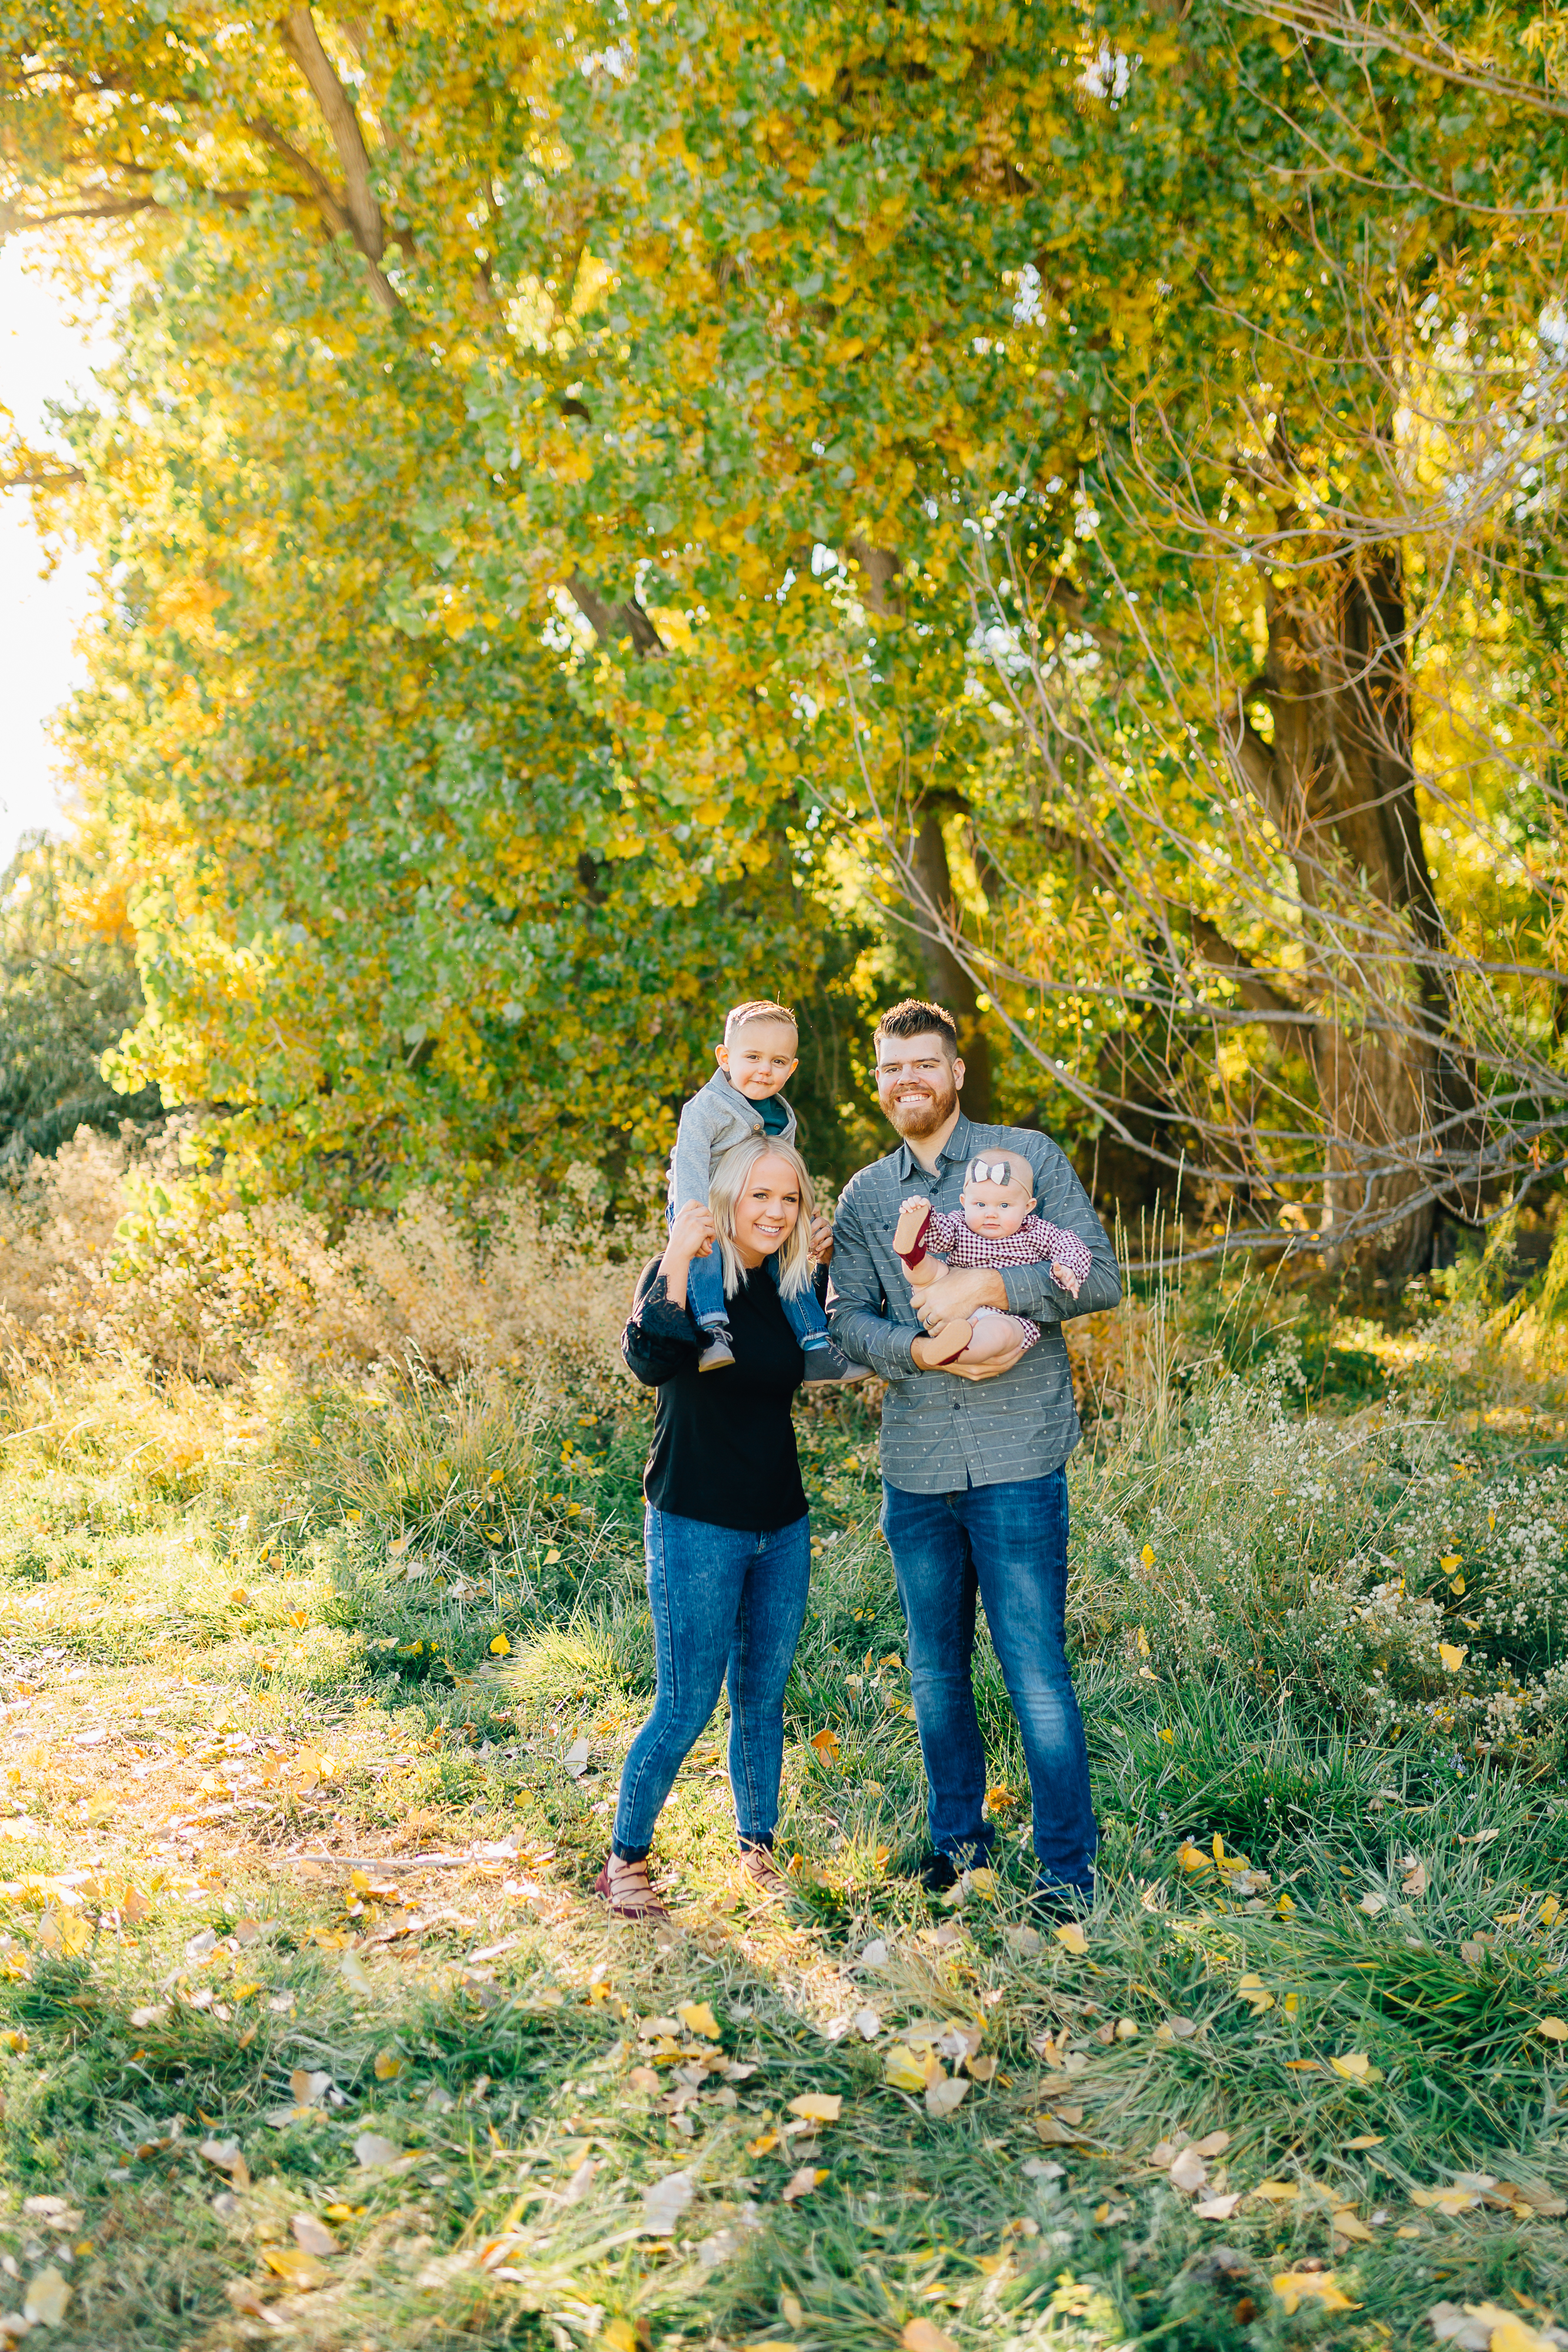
[668,1070,799,1210]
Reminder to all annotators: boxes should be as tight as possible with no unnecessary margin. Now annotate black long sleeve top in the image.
[621,1256,816,1532]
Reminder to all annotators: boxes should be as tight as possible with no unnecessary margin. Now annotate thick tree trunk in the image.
[1235,547,1450,1268]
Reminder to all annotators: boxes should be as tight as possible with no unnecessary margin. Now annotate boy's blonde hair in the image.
[724,998,797,1043]
[708,1134,815,1301]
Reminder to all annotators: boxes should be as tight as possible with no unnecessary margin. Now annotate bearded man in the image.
[827,998,1120,1916]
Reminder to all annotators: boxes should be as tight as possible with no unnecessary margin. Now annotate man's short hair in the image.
[874,998,959,1058]
[724,998,797,1043]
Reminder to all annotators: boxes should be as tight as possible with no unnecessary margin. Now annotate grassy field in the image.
[0,1274,1566,2351]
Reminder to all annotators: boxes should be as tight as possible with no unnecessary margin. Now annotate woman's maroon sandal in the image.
[593,1855,671,1922]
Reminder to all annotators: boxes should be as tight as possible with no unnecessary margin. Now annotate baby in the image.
[894,1150,1094,1367]
[669,997,862,1381]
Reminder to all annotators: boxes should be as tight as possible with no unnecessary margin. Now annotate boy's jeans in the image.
[677,1217,830,1349]
[880,1467,1098,1897]
[613,1506,811,1855]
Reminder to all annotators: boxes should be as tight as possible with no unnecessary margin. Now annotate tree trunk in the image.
[1237,547,1449,1268]
[910,808,993,1121]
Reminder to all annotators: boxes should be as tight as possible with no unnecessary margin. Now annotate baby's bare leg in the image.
[960,1308,1033,1362]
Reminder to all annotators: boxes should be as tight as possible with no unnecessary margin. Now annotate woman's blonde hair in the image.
[708,1135,816,1301]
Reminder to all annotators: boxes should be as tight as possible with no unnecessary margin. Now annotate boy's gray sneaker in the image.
[803,1343,871,1384]
[698,1327,736,1373]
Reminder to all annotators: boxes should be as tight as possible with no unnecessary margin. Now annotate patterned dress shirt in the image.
[904,1202,1096,1348]
[829,1114,1121,1494]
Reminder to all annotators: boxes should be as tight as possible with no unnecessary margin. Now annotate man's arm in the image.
[826,1180,921,1379]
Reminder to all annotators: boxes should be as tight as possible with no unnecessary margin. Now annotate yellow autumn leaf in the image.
[676,2001,721,2042]
[1176,1840,1209,1873]
[787,2093,843,2123]
[902,2321,963,2352]
[1439,1553,1462,1572]
[260,2246,329,2288]
[1538,2017,1568,2041]
[1271,2270,1359,2316]
[287,1609,309,1628]
[373,2050,403,2080]
[1251,2180,1300,2202]
[884,2043,934,2092]
[1054,1922,1088,1956]
[808,1726,842,1763]
[1439,1642,1467,1672]
[1140,1544,1155,1568]
[601,2323,639,2352]
[489,1632,511,1656]
[1329,2051,1370,2080]
[1542,1894,1563,1926]
[1157,1726,1174,1743]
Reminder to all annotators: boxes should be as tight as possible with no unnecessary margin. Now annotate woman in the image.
[596,1134,847,1922]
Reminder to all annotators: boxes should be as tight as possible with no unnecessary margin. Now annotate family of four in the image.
[593,995,1121,1925]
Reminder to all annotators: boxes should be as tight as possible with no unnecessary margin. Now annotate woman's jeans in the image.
[880,1467,1098,1897]
[612,1506,811,1857]
[681,1234,830,1348]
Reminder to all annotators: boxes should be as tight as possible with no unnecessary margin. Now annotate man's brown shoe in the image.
[594,1853,671,1922]
[739,1843,790,1897]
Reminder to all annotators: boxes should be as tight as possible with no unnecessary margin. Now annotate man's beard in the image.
[882,1069,959,1138]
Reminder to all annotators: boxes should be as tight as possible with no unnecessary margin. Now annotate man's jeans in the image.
[880,1468,1097,1896]
[613,1505,811,1856]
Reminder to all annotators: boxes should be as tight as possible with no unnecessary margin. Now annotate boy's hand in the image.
[664,1201,716,1265]
[808,1213,834,1264]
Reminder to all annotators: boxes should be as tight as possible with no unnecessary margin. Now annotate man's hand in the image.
[918,1265,1008,1328]
[808,1212,835,1264]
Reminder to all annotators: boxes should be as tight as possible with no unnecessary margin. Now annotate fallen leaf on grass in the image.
[641,2170,694,2235]
[925,2074,969,2117]
[199,2138,250,2190]
[1330,2051,1371,2081]
[1402,1859,1429,1898]
[1054,1923,1087,1956]
[21,2269,70,2328]
[1193,2193,1243,2220]
[1236,1972,1274,2016]
[1331,2207,1375,2243]
[787,2094,842,2124]
[783,2167,826,2203]
[353,2133,403,2170]
[1360,1890,1388,1916]
[808,1727,841,1764]
[338,1952,373,1999]
[373,2050,403,2081]
[489,1633,511,1657]
[1540,1895,1563,1927]
[1439,1643,1468,1673]
[902,2321,962,2352]
[1251,2180,1299,2203]
[1272,2270,1359,2316]
[884,2045,935,2093]
[290,2216,339,2256]
[1411,2185,1483,2215]
[260,2247,328,2290]
[1169,2147,1209,2193]
[561,1736,590,1777]
[1427,2303,1561,2351]
[1001,1925,1042,1957]
[854,2007,881,2040]
[1537,2018,1568,2042]
[676,2002,721,2042]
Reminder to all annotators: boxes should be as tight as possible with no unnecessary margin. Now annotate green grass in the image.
[0,1337,1564,2350]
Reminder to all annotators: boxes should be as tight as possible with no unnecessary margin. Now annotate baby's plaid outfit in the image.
[902,1202,1095,1349]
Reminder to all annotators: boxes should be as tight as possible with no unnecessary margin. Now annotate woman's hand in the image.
[658,1201,715,1309]
[808,1212,835,1265]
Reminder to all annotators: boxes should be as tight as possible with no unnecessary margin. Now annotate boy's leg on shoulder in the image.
[880,1481,992,1863]
[686,1245,728,1328]
[959,1471,1096,1895]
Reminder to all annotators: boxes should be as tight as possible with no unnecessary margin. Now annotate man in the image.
[827,998,1120,1913]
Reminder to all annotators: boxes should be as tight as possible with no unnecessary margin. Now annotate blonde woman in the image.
[597,1136,855,1921]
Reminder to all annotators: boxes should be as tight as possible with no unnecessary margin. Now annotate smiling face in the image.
[959,1153,1035,1237]
[715,1018,799,1100]
[729,1150,804,1267]
[874,1028,964,1140]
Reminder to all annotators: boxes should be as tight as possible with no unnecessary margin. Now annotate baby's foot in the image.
[894,1198,933,1263]
[913,1319,974,1368]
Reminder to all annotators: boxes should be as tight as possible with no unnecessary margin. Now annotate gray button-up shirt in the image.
[827,1113,1121,1494]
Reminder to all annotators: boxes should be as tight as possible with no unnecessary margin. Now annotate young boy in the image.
[670,1000,862,1379]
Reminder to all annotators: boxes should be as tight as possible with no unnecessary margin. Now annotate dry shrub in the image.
[0,1127,656,1387]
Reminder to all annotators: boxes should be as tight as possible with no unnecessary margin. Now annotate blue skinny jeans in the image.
[668,1200,830,1348]
[880,1468,1098,1898]
[612,1505,811,1857]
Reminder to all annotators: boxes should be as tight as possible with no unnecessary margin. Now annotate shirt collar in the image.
[895,1111,975,1182]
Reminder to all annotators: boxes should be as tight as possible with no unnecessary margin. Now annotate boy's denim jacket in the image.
[668,1069,799,1210]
